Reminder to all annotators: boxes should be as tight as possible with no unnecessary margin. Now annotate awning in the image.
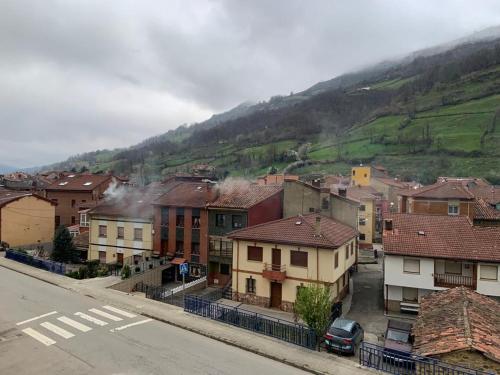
[170,258,186,265]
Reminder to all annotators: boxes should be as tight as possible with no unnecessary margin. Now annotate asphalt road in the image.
[0,267,308,375]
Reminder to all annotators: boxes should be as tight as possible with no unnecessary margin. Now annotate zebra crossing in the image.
[18,305,151,346]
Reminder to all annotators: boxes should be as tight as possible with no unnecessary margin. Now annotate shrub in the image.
[121,265,131,279]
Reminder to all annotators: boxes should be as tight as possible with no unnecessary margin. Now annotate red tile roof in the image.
[229,214,357,249]
[474,198,500,221]
[153,181,214,208]
[412,287,500,363]
[208,184,282,209]
[469,185,500,205]
[399,181,475,199]
[45,174,113,191]
[383,213,500,262]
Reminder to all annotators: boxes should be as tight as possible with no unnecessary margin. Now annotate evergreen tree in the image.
[51,225,78,263]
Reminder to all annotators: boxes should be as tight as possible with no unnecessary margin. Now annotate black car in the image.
[324,318,364,355]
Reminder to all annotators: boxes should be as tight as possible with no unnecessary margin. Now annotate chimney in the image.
[315,216,321,237]
[338,188,347,198]
[311,178,321,188]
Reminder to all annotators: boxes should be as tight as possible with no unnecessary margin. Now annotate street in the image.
[0,267,308,375]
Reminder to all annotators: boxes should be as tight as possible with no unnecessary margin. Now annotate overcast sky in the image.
[1,0,500,168]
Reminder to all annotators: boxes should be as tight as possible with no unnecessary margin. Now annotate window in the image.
[309,207,316,213]
[350,243,354,256]
[134,228,143,241]
[175,241,184,255]
[364,173,367,178]
[117,226,124,239]
[98,225,107,238]
[176,215,184,228]
[345,247,349,259]
[402,287,418,302]
[71,199,76,208]
[334,252,339,268]
[80,213,89,227]
[81,200,86,203]
[296,283,305,297]
[444,261,462,275]
[359,233,366,241]
[55,216,60,227]
[290,251,308,267]
[232,215,243,229]
[448,202,459,215]
[360,205,366,212]
[480,265,498,281]
[215,214,225,227]
[98,251,106,264]
[352,170,356,176]
[161,208,169,225]
[247,246,263,262]
[192,215,200,229]
[192,242,200,255]
[358,218,366,226]
[51,198,58,204]
[246,277,256,294]
[403,258,420,274]
[220,263,230,275]
[322,197,329,210]
[71,216,76,225]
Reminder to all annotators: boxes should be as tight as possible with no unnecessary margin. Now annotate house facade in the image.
[44,174,115,227]
[0,190,56,248]
[207,184,283,286]
[383,214,500,313]
[229,214,358,312]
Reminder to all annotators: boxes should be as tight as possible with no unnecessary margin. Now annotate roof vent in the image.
[68,174,75,178]
[58,181,68,186]
[196,186,202,191]
[83,182,93,186]
[417,230,425,236]
[295,220,302,225]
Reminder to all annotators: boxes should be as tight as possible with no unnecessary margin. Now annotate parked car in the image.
[383,319,414,366]
[324,318,364,355]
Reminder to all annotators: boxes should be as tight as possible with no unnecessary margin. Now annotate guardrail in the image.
[359,342,494,375]
[5,249,66,275]
[184,295,317,350]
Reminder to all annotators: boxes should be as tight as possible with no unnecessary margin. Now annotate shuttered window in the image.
[290,251,308,267]
[247,246,263,262]
[402,287,418,302]
[480,265,498,280]
[98,225,107,238]
[403,258,420,274]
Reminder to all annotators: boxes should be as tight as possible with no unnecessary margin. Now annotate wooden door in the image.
[272,248,281,271]
[117,253,124,265]
[270,282,282,308]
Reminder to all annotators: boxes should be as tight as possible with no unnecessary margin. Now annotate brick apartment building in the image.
[44,174,115,227]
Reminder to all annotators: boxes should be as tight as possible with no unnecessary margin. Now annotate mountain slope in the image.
[42,33,500,184]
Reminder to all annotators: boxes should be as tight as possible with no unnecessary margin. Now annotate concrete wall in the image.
[88,215,153,263]
[109,264,170,293]
[248,190,283,226]
[358,198,375,245]
[330,195,358,229]
[1,196,55,247]
[283,181,320,218]
[232,237,356,310]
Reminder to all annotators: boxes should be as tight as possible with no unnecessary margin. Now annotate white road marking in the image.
[102,305,137,318]
[88,308,123,321]
[110,318,153,332]
[22,327,56,346]
[74,312,108,326]
[16,311,58,326]
[57,316,92,332]
[40,322,75,339]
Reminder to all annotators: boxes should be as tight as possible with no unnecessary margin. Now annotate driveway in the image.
[345,260,387,345]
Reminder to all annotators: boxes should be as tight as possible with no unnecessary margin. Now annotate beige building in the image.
[0,189,55,248]
[87,189,162,264]
[229,214,358,312]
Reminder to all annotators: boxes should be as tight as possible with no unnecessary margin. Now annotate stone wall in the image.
[437,350,500,374]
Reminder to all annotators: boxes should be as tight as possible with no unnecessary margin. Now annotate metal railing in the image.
[184,295,316,350]
[209,240,233,258]
[128,256,170,276]
[359,342,493,375]
[434,273,475,289]
[263,263,286,272]
[5,249,66,275]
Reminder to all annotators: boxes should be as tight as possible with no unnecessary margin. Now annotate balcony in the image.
[434,273,476,289]
[262,263,286,281]
[209,240,233,259]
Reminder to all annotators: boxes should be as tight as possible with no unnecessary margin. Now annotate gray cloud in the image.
[1,0,500,167]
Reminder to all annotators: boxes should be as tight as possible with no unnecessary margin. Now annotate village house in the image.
[350,165,388,187]
[44,173,116,227]
[229,214,358,312]
[87,188,166,264]
[412,287,500,374]
[0,189,56,248]
[383,213,500,314]
[206,184,283,286]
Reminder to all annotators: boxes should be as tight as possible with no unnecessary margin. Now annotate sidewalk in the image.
[0,255,374,375]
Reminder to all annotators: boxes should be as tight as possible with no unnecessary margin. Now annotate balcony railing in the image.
[209,240,233,258]
[262,263,286,281]
[434,273,475,289]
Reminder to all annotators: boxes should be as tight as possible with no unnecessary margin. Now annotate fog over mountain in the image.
[1,0,500,167]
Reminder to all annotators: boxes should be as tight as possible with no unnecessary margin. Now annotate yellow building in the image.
[351,166,372,187]
[87,190,158,264]
[229,214,358,312]
[0,190,55,248]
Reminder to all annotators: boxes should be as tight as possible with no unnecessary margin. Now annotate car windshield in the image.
[386,329,409,343]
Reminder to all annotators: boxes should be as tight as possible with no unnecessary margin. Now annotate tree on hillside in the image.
[294,284,332,349]
[51,226,79,263]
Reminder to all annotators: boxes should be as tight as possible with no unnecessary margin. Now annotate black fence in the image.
[184,295,317,350]
[359,342,494,375]
[134,282,185,307]
[5,249,66,274]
